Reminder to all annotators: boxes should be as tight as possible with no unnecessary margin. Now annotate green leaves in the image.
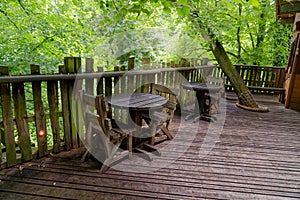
[249,0,260,7]
[0,0,289,70]
[178,0,189,4]
[177,0,191,16]
[177,6,191,16]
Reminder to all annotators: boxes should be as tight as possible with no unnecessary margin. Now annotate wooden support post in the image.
[120,65,127,123]
[142,57,151,93]
[293,13,300,37]
[0,66,17,166]
[64,57,81,149]
[127,75,135,92]
[157,62,162,84]
[166,63,171,86]
[85,58,94,95]
[105,76,112,97]
[161,62,166,85]
[30,64,48,157]
[128,57,135,71]
[97,67,104,95]
[114,66,120,121]
[136,73,141,93]
[59,65,72,150]
[114,66,120,95]
[120,66,126,93]
[47,81,61,153]
[127,57,135,92]
[12,82,32,161]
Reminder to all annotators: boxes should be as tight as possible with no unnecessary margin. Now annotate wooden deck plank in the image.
[0,94,300,199]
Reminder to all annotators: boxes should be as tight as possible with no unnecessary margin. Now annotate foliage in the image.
[160,0,293,66]
[0,0,293,74]
[0,0,101,73]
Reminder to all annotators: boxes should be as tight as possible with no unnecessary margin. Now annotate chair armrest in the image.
[165,101,177,110]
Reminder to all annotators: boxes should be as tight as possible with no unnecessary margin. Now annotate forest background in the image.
[0,0,292,74]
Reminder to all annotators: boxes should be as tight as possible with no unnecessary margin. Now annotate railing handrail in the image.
[0,65,216,83]
[234,64,286,70]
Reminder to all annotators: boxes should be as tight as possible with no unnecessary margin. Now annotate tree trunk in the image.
[201,33,259,108]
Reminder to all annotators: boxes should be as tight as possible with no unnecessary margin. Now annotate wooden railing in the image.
[0,57,286,168]
[0,57,210,167]
[224,65,286,94]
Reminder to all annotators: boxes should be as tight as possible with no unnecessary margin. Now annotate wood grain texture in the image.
[0,94,299,199]
[0,66,16,166]
[31,64,48,157]
[12,82,32,161]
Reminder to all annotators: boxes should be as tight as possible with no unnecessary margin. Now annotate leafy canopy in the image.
[0,0,292,74]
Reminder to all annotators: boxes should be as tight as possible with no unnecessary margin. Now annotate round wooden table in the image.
[106,92,167,112]
[106,92,168,161]
[182,82,222,122]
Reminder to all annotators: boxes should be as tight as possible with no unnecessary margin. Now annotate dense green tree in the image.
[0,0,292,108]
[0,0,291,72]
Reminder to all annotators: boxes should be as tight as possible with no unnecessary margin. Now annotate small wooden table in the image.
[106,92,168,161]
[182,82,222,122]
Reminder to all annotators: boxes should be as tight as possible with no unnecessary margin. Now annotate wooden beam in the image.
[12,82,32,161]
[280,2,300,14]
[281,17,296,25]
[31,64,48,157]
[293,13,300,36]
[0,66,17,166]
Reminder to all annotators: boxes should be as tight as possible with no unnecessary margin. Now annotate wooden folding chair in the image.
[79,90,132,174]
[144,84,178,145]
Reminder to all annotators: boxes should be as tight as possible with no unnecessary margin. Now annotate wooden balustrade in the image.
[0,57,286,168]
[223,65,286,95]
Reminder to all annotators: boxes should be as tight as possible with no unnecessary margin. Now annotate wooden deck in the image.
[0,94,300,199]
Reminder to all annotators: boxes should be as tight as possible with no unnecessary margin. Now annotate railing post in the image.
[142,57,151,93]
[12,81,32,161]
[104,74,112,97]
[47,80,61,153]
[0,66,17,166]
[85,58,94,95]
[30,64,48,157]
[127,57,135,92]
[114,66,120,95]
[59,65,72,150]
[63,57,81,149]
[96,67,104,95]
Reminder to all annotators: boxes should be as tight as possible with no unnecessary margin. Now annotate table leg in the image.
[194,91,216,122]
[130,110,161,161]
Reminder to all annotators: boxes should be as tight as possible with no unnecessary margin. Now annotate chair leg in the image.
[161,126,173,140]
[81,150,90,163]
[127,133,132,159]
[149,122,158,146]
[100,163,110,174]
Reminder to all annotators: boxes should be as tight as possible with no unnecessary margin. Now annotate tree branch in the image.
[18,0,30,15]
[0,9,18,29]
[246,22,255,49]
[226,51,239,59]
[112,0,124,20]
[31,35,56,53]
[225,13,238,21]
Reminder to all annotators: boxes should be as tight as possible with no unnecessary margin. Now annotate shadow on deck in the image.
[0,93,299,199]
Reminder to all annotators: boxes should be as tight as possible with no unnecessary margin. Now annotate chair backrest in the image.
[150,83,179,110]
[78,90,112,136]
[78,90,111,159]
[95,94,112,137]
[205,75,225,93]
[78,90,99,127]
